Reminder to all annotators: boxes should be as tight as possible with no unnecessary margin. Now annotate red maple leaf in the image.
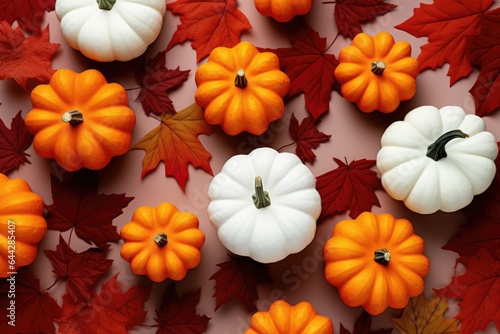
[44,235,113,304]
[0,0,55,32]
[209,253,272,313]
[45,169,134,247]
[466,9,500,116]
[395,0,494,86]
[316,157,381,220]
[0,22,59,91]
[55,273,152,334]
[326,0,397,39]
[340,310,392,334]
[288,113,331,164]
[259,22,339,120]
[153,285,211,334]
[0,110,33,174]
[135,51,191,115]
[435,247,500,334]
[166,0,252,62]
[0,269,61,333]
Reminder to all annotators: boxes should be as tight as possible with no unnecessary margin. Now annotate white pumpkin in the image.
[55,0,167,62]
[376,105,498,214]
[207,147,321,263]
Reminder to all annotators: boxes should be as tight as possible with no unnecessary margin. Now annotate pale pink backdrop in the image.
[1,0,499,333]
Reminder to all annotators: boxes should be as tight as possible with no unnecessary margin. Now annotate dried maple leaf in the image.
[55,273,152,334]
[395,0,494,86]
[340,310,392,334]
[326,0,397,39]
[316,157,381,220]
[260,22,339,120]
[44,235,113,304]
[209,253,272,313]
[288,113,331,164]
[45,169,134,247]
[392,294,460,334]
[166,0,252,62]
[133,103,213,190]
[0,268,61,333]
[0,0,55,32]
[135,50,191,115]
[0,110,33,174]
[153,285,211,333]
[0,22,59,91]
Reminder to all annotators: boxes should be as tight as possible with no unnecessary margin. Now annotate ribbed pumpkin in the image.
[195,41,290,136]
[25,69,136,171]
[120,202,205,283]
[323,212,430,315]
[255,0,313,22]
[244,300,333,334]
[0,174,47,277]
[334,32,419,113]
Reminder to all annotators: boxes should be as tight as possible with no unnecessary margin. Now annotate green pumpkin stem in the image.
[153,232,168,247]
[371,61,386,75]
[252,176,271,209]
[234,69,248,89]
[426,129,469,161]
[62,110,84,126]
[96,0,116,10]
[374,248,391,265]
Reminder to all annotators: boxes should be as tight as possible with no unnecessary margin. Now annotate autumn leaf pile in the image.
[0,0,499,333]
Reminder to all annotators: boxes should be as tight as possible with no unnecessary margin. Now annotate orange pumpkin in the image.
[323,212,430,315]
[255,0,313,22]
[120,202,205,283]
[334,32,419,113]
[0,174,47,277]
[25,68,136,171]
[195,41,290,136]
[245,300,333,334]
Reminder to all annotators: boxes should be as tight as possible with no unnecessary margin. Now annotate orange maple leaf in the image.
[133,103,213,190]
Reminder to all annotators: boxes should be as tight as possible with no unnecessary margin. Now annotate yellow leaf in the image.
[392,295,460,334]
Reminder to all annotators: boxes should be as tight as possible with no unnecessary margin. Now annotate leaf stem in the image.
[276,141,297,152]
[125,87,142,91]
[325,32,340,53]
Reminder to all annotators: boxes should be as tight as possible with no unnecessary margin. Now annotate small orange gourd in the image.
[255,0,313,22]
[25,68,136,171]
[120,202,205,283]
[195,41,290,136]
[334,32,419,113]
[323,212,430,315]
[244,300,333,334]
[0,174,47,277]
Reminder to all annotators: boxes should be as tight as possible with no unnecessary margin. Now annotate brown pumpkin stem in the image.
[234,69,248,89]
[96,0,116,10]
[371,61,386,75]
[426,129,469,161]
[252,176,271,209]
[374,248,391,265]
[153,232,168,247]
[62,110,84,126]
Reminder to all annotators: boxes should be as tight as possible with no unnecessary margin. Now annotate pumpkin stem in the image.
[234,69,248,89]
[426,129,469,161]
[374,248,390,265]
[153,232,168,247]
[62,110,84,126]
[252,176,271,209]
[96,0,116,10]
[371,61,386,75]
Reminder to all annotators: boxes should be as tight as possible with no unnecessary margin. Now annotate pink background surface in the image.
[1,0,499,333]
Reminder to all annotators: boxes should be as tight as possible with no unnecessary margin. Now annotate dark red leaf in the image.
[45,169,134,247]
[340,310,392,334]
[289,113,331,164]
[0,111,33,174]
[154,285,211,334]
[135,51,191,115]
[316,157,381,220]
[44,235,113,304]
[210,253,272,313]
[0,0,55,32]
